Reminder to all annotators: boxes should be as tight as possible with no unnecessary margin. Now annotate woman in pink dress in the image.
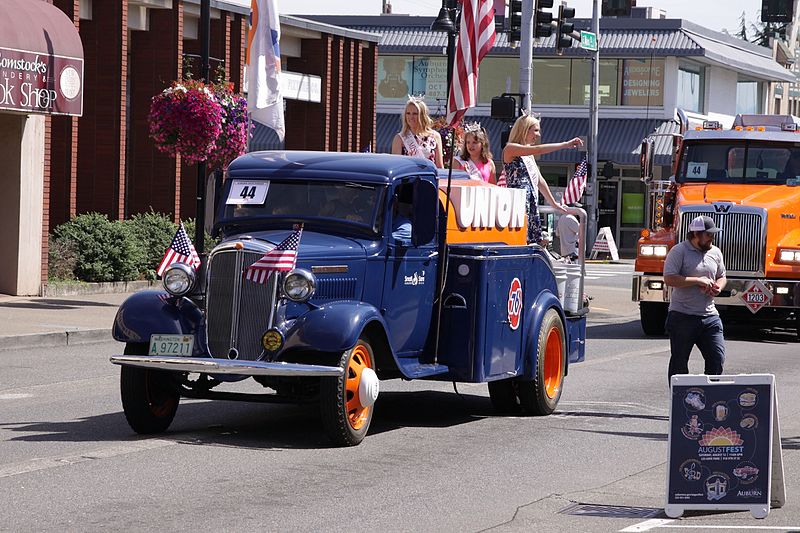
[391,97,444,169]
[454,124,496,184]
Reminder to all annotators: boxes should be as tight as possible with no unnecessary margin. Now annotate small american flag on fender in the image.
[157,222,201,277]
[244,224,303,284]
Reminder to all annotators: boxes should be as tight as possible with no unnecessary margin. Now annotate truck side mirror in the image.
[640,138,654,182]
[412,179,438,246]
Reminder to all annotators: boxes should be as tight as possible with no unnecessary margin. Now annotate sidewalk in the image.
[0,292,131,350]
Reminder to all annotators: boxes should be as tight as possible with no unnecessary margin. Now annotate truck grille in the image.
[205,248,278,361]
[677,207,766,276]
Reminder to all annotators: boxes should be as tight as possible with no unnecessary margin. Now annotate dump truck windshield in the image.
[678,141,800,184]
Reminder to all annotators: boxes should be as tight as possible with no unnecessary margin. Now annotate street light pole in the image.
[195,0,211,254]
[586,0,599,245]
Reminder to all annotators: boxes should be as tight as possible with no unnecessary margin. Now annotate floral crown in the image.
[463,121,483,134]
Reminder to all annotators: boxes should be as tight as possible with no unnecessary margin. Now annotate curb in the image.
[0,328,112,351]
[42,280,158,298]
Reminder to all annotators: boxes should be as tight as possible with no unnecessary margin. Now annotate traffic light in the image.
[534,0,554,39]
[556,4,575,54]
[761,0,793,23]
[508,0,523,44]
[601,0,634,17]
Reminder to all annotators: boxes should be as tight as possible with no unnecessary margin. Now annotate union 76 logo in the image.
[507,277,523,330]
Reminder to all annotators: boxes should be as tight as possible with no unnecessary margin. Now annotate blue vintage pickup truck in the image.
[111,151,587,446]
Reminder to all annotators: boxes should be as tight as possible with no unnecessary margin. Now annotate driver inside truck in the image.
[780,150,800,179]
[391,185,413,243]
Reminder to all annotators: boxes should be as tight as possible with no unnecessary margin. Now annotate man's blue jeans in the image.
[665,311,725,380]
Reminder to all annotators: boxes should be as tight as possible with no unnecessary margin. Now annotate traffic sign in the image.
[580,30,598,51]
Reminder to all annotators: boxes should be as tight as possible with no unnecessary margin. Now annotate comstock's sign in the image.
[0,46,83,116]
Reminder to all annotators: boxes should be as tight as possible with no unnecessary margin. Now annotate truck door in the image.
[381,178,438,357]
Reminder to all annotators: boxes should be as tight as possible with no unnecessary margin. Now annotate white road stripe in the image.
[0,439,177,479]
[0,393,33,400]
[621,520,800,531]
[620,519,674,531]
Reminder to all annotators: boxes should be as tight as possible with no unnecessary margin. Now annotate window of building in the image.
[621,58,664,107]
[378,56,414,102]
[478,57,520,104]
[736,80,762,114]
[532,58,571,104]
[677,63,705,113]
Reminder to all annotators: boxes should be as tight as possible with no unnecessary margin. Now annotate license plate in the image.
[149,334,194,356]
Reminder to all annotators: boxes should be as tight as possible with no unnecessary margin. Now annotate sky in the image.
[232,0,765,35]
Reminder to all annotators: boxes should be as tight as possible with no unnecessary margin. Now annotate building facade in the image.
[308,9,796,254]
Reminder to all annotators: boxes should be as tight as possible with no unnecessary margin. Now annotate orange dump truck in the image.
[633,113,800,339]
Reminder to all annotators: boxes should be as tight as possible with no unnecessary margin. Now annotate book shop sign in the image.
[0,46,83,116]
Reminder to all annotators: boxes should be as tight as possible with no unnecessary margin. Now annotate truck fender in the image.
[283,301,392,355]
[112,291,204,344]
[520,291,567,381]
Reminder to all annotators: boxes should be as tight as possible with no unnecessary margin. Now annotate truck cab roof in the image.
[228,151,439,184]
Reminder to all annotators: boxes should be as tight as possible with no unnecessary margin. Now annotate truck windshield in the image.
[678,141,800,184]
[221,180,386,233]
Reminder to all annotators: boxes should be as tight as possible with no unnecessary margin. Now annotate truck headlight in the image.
[777,249,800,264]
[282,269,316,302]
[640,244,668,257]
[162,263,196,296]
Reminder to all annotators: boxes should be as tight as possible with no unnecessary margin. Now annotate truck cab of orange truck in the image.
[633,112,800,339]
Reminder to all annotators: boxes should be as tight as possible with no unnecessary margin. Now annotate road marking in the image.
[621,520,800,531]
[0,439,177,479]
[0,393,33,400]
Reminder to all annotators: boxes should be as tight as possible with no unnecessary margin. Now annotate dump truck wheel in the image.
[640,302,668,336]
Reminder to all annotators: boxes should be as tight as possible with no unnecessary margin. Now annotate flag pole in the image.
[195,0,211,255]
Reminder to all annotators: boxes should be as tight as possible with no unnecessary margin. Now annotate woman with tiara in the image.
[391,96,444,169]
[502,113,583,245]
[454,122,496,184]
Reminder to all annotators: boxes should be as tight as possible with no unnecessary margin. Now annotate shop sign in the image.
[0,46,83,116]
[621,58,663,107]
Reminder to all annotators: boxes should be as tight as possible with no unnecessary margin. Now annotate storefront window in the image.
[378,56,413,102]
[569,59,621,105]
[621,58,664,106]
[621,179,646,226]
[736,80,762,114]
[677,63,705,113]
[478,57,520,104]
[532,58,571,104]
[412,56,448,102]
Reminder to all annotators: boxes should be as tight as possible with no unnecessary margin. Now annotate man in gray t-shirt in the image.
[663,215,727,381]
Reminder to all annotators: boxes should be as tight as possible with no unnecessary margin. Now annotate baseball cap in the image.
[688,215,722,234]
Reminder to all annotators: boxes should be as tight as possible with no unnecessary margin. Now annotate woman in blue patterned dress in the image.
[502,114,583,245]
[391,97,444,169]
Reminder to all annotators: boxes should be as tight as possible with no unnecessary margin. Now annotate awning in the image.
[0,0,84,116]
[375,114,678,167]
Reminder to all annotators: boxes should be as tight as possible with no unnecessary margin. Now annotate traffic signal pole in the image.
[587,0,599,244]
[519,0,534,113]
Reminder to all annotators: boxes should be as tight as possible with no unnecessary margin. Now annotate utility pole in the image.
[195,0,211,254]
[519,0,534,112]
[586,0,599,244]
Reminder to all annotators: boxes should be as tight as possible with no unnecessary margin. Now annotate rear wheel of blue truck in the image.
[320,337,378,446]
[120,343,180,434]
[518,309,566,415]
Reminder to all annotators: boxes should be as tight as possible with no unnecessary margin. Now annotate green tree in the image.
[735,11,748,41]
[750,9,787,47]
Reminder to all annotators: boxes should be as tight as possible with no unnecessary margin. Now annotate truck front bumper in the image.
[632,274,800,308]
[110,355,344,377]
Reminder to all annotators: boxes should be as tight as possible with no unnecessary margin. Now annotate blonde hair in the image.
[400,98,434,137]
[507,114,540,145]
[459,129,493,163]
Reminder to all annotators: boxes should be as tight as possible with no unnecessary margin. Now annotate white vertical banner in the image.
[246,0,285,141]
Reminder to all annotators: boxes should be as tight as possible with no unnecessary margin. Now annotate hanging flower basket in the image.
[148,80,224,163]
[207,83,249,170]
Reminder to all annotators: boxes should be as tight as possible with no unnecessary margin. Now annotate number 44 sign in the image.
[226,179,269,205]
[740,280,773,314]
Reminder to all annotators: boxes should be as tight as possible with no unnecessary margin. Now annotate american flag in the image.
[446,0,496,126]
[157,222,201,277]
[563,157,588,205]
[244,224,303,284]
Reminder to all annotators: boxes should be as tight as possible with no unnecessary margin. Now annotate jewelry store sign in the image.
[0,46,83,116]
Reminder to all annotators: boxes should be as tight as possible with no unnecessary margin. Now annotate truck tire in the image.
[320,337,376,446]
[120,343,180,434]
[640,302,668,336]
[488,379,520,413]
[517,309,565,416]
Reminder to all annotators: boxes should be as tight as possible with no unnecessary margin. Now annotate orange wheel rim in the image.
[345,344,373,430]
[543,326,563,399]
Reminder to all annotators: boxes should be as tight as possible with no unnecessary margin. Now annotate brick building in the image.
[1,0,379,295]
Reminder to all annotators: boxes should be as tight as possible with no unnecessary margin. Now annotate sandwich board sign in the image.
[590,226,619,261]
[665,374,785,519]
